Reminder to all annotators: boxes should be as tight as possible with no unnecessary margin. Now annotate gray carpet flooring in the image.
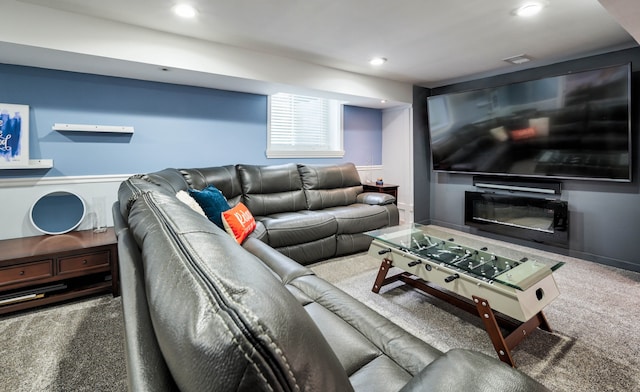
[1,226,638,391]
[311,227,640,392]
[0,295,126,392]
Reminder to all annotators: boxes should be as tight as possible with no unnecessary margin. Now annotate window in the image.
[267,93,344,158]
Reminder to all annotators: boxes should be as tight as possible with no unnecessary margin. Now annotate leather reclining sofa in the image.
[113,162,550,391]
[134,162,399,265]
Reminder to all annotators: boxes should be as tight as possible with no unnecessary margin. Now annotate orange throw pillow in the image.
[221,203,256,244]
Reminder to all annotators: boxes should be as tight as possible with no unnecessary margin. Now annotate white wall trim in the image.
[0,174,132,188]
[5,167,384,188]
[355,164,384,172]
[356,164,384,185]
[0,174,129,240]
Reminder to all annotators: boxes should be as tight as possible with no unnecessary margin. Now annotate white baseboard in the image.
[0,173,132,188]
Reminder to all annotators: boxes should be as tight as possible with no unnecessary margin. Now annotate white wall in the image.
[0,175,126,240]
[382,106,414,224]
[357,165,384,186]
[2,167,386,241]
[0,1,417,240]
[0,0,412,108]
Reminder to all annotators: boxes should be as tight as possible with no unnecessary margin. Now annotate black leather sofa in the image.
[135,162,398,265]
[113,163,550,392]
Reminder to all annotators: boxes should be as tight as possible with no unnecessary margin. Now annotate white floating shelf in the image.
[52,123,134,134]
[0,159,53,169]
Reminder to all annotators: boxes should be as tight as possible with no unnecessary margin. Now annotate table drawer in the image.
[0,260,53,287]
[58,251,110,274]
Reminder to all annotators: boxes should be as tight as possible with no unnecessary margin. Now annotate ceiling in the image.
[14,0,639,88]
[0,0,640,107]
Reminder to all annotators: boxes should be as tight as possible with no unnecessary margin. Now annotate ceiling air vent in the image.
[503,54,532,65]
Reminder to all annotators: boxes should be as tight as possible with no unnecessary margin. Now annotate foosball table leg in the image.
[473,295,517,367]
[537,311,552,333]
[372,258,393,293]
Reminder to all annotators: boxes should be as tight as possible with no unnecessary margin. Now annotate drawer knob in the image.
[19,270,25,275]
[82,260,88,265]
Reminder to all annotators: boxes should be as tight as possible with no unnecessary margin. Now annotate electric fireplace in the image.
[465,191,568,247]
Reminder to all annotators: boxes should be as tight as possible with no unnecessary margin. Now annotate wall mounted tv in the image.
[427,63,631,182]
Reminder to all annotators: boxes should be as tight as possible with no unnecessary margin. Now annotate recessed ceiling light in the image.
[514,2,544,17]
[173,4,198,18]
[369,57,387,66]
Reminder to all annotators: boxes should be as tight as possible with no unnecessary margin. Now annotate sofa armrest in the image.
[242,237,315,284]
[399,349,550,392]
[357,192,395,205]
[246,221,268,242]
[113,203,178,392]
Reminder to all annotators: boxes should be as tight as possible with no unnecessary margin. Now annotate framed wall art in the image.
[0,103,29,166]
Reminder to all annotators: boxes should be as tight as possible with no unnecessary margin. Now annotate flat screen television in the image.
[427,63,631,182]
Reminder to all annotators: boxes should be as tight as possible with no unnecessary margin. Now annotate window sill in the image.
[266,150,345,159]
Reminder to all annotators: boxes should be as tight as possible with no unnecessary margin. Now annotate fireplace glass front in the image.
[465,191,568,246]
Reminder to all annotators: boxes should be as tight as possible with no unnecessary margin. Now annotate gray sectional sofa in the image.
[140,162,398,265]
[113,162,550,392]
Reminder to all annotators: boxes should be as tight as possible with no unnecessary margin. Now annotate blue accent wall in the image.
[0,64,382,178]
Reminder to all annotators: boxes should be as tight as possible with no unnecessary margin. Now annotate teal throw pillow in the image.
[188,185,230,228]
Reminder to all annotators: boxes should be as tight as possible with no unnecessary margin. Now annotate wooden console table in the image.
[0,228,119,315]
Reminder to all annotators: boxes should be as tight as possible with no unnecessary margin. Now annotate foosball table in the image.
[366,224,564,367]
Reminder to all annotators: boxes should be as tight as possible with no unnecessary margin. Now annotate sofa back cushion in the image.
[125,190,353,392]
[237,163,307,216]
[181,165,243,206]
[147,168,191,193]
[117,172,187,221]
[297,163,363,210]
[117,169,190,221]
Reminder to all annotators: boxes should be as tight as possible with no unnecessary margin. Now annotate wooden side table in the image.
[363,183,399,199]
[0,228,119,315]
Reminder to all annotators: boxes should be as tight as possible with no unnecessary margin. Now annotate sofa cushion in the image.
[323,204,390,234]
[399,349,551,392]
[175,190,206,216]
[258,210,337,248]
[335,233,376,257]
[357,192,396,206]
[188,185,230,228]
[349,356,415,392]
[275,236,338,266]
[181,165,243,206]
[289,274,443,376]
[118,172,187,221]
[126,191,355,392]
[297,163,364,210]
[147,168,191,193]
[304,302,387,376]
[238,163,307,215]
[242,237,443,389]
[242,237,316,284]
[222,202,256,244]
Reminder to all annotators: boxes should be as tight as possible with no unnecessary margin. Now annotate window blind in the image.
[270,93,332,149]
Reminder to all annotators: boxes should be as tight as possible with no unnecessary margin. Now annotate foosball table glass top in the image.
[366,224,564,291]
